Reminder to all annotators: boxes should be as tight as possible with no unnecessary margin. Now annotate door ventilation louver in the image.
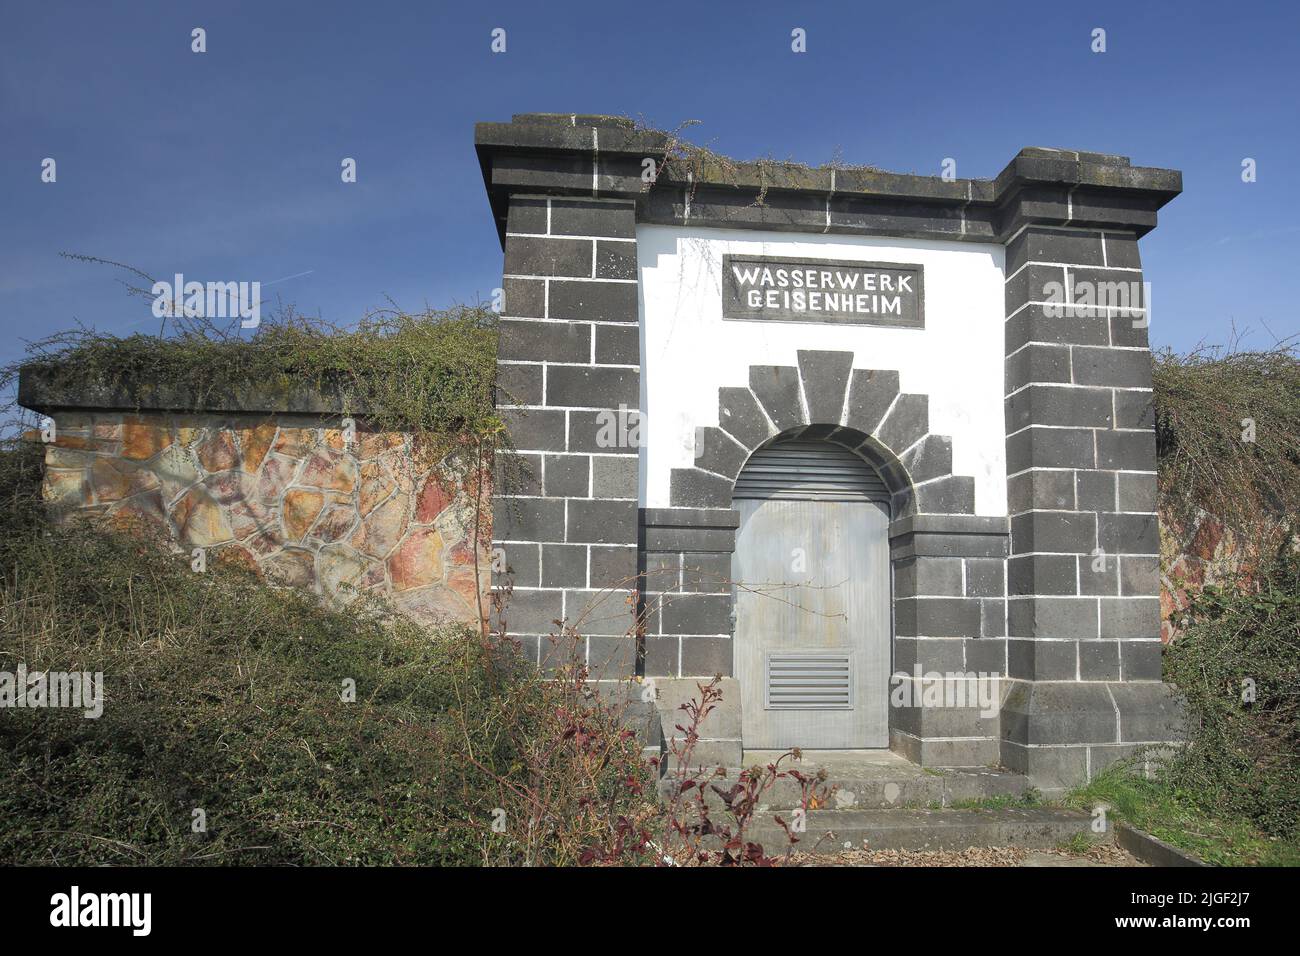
[764,652,853,710]
[733,439,889,502]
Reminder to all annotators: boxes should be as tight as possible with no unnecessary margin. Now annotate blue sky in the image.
[2,0,1297,376]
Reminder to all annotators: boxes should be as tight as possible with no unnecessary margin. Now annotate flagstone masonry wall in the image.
[36,409,490,625]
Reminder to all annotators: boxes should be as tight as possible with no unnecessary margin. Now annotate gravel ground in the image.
[787,842,1143,867]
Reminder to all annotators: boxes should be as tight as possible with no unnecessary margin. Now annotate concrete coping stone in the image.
[18,365,365,417]
[1115,823,1207,867]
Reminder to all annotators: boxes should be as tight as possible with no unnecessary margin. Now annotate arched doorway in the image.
[732,438,892,750]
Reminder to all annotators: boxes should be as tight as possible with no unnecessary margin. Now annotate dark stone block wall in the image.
[491,194,641,679]
[640,508,738,679]
[889,515,1010,766]
[1004,226,1160,684]
[998,220,1183,790]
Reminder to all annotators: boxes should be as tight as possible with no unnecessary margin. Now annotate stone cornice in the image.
[475,113,1182,246]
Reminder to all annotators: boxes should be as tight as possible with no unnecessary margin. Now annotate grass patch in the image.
[1055,832,1099,855]
[1067,767,1300,866]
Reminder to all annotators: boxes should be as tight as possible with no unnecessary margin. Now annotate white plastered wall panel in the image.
[636,225,1008,516]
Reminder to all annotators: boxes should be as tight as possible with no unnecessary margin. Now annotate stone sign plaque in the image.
[721,254,924,328]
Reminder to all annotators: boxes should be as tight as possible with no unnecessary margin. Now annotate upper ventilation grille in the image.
[733,439,889,502]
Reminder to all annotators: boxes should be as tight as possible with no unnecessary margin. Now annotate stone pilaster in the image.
[889,515,1009,767]
[639,507,738,679]
[491,191,642,679]
[996,151,1185,792]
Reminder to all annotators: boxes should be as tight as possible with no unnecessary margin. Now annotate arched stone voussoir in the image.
[796,349,854,424]
[899,434,953,485]
[795,423,843,442]
[691,425,749,480]
[892,486,917,519]
[748,365,805,432]
[913,475,976,515]
[875,393,929,457]
[717,386,776,450]
[669,467,733,508]
[844,369,899,435]
[698,362,979,518]
[841,430,914,496]
[849,431,973,517]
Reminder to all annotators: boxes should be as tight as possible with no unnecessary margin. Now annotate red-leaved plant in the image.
[647,677,835,865]
[453,579,833,866]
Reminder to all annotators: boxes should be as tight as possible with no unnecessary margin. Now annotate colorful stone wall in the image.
[38,410,491,626]
[1159,507,1291,643]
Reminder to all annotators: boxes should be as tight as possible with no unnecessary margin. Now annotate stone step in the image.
[658,750,1030,810]
[748,807,1101,855]
[658,768,1029,810]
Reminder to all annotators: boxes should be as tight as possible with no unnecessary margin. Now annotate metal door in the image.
[732,440,891,749]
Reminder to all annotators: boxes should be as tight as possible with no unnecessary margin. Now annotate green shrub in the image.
[3,304,502,466]
[1160,550,1300,839]
[0,439,649,866]
[1152,344,1300,536]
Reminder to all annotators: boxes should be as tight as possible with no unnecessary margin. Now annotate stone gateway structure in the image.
[479,112,1186,793]
[21,113,1188,800]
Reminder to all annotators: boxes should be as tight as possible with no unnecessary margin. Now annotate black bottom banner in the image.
[0,864,1285,939]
